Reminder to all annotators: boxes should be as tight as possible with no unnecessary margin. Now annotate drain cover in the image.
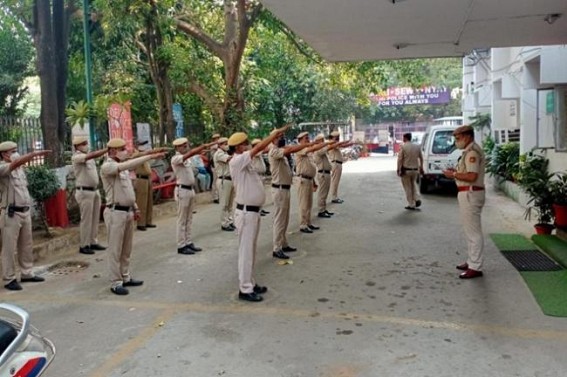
[48,261,89,275]
[501,250,563,271]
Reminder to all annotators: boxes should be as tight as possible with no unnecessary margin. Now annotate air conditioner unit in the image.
[493,128,520,144]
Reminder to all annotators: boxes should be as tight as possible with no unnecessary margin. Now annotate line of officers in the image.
[0,129,353,297]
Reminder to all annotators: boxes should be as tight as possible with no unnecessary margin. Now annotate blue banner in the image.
[173,103,184,138]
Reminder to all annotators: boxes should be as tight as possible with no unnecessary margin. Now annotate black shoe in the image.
[415,200,422,208]
[89,244,106,251]
[308,224,320,230]
[331,199,344,204]
[213,199,220,204]
[282,246,297,253]
[4,280,22,291]
[186,243,202,252]
[111,286,129,295]
[79,246,94,255]
[146,224,157,228]
[253,285,268,294]
[318,212,332,218]
[137,226,147,231]
[221,225,234,232]
[21,276,45,283]
[261,210,270,215]
[325,210,334,216]
[238,291,263,302]
[300,228,313,234]
[273,250,290,259]
[178,247,195,255]
[260,212,266,217]
[123,278,144,287]
[404,206,416,210]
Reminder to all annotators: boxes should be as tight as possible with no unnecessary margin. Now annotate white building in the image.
[463,45,567,173]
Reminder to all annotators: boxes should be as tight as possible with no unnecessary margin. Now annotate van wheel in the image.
[419,177,430,194]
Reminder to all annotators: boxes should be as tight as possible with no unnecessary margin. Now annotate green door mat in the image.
[490,233,567,317]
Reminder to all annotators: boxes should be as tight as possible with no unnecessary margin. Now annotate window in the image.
[432,130,456,154]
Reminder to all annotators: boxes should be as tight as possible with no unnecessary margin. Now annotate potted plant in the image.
[26,165,61,237]
[550,172,567,229]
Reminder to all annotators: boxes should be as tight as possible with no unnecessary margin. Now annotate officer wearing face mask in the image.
[0,141,51,291]
[101,138,166,295]
[442,125,486,279]
[72,136,108,255]
[214,137,235,231]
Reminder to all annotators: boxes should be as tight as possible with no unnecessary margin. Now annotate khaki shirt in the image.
[101,156,151,207]
[397,142,422,170]
[455,142,485,187]
[171,152,196,186]
[230,152,266,206]
[295,149,317,178]
[328,148,343,163]
[72,151,100,187]
[268,145,292,185]
[252,155,267,175]
[132,152,152,177]
[214,149,231,178]
[314,146,332,171]
[0,162,32,207]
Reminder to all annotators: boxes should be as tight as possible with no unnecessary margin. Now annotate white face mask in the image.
[455,140,467,150]
[9,152,20,162]
[116,150,129,161]
[78,145,89,153]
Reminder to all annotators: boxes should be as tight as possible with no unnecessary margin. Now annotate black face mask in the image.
[277,138,286,148]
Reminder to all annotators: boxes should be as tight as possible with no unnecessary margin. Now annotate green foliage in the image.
[550,172,567,205]
[65,100,91,127]
[486,142,520,182]
[26,165,60,203]
[517,152,554,224]
[469,113,491,132]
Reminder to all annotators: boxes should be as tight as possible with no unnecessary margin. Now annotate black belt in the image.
[403,167,418,171]
[236,204,260,212]
[76,186,95,191]
[318,170,331,174]
[177,184,194,190]
[111,205,132,212]
[332,161,343,164]
[272,184,291,190]
[9,205,30,213]
[300,175,313,180]
[221,176,232,181]
[136,174,150,179]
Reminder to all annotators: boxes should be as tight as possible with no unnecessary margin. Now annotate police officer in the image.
[171,137,217,255]
[214,137,235,231]
[327,131,352,204]
[72,136,108,255]
[132,140,163,231]
[442,125,486,279]
[228,125,289,302]
[0,141,50,290]
[250,138,270,217]
[397,132,424,210]
[209,133,221,203]
[295,132,329,233]
[101,138,165,295]
[269,132,313,259]
[313,134,338,218]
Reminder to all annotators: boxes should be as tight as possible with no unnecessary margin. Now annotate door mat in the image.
[500,250,563,271]
[490,233,567,317]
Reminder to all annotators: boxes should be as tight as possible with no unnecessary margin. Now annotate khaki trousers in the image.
[1,210,34,281]
[331,163,343,200]
[271,187,290,251]
[175,186,196,248]
[234,209,260,294]
[217,178,235,227]
[401,171,420,207]
[75,189,101,247]
[457,190,485,271]
[211,171,219,200]
[135,178,153,227]
[298,178,313,228]
[104,208,134,288]
[317,172,331,213]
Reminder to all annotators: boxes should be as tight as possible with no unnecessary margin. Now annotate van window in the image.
[421,133,429,152]
[432,130,456,154]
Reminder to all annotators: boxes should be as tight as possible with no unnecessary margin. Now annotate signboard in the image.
[107,102,134,152]
[173,103,184,138]
[370,86,452,106]
[136,123,153,149]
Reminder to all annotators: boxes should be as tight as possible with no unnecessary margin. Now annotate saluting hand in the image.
[34,150,52,156]
[151,152,167,160]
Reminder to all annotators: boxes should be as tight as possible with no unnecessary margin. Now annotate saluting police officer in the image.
[214,137,235,231]
[101,138,165,295]
[133,140,164,231]
[171,137,218,255]
[0,141,51,291]
[250,138,270,217]
[313,134,339,218]
[72,136,108,255]
[327,131,352,204]
[442,125,486,279]
[269,132,313,259]
[228,125,289,302]
[295,132,329,233]
[209,133,221,203]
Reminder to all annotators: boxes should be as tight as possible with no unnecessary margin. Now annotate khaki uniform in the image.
[171,152,197,249]
[101,155,151,288]
[0,162,34,282]
[397,142,423,207]
[314,146,332,213]
[328,148,344,200]
[229,151,266,294]
[72,150,102,248]
[455,142,486,271]
[133,156,153,227]
[252,155,267,175]
[269,145,293,251]
[295,148,317,229]
[214,149,235,227]
[209,145,219,201]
